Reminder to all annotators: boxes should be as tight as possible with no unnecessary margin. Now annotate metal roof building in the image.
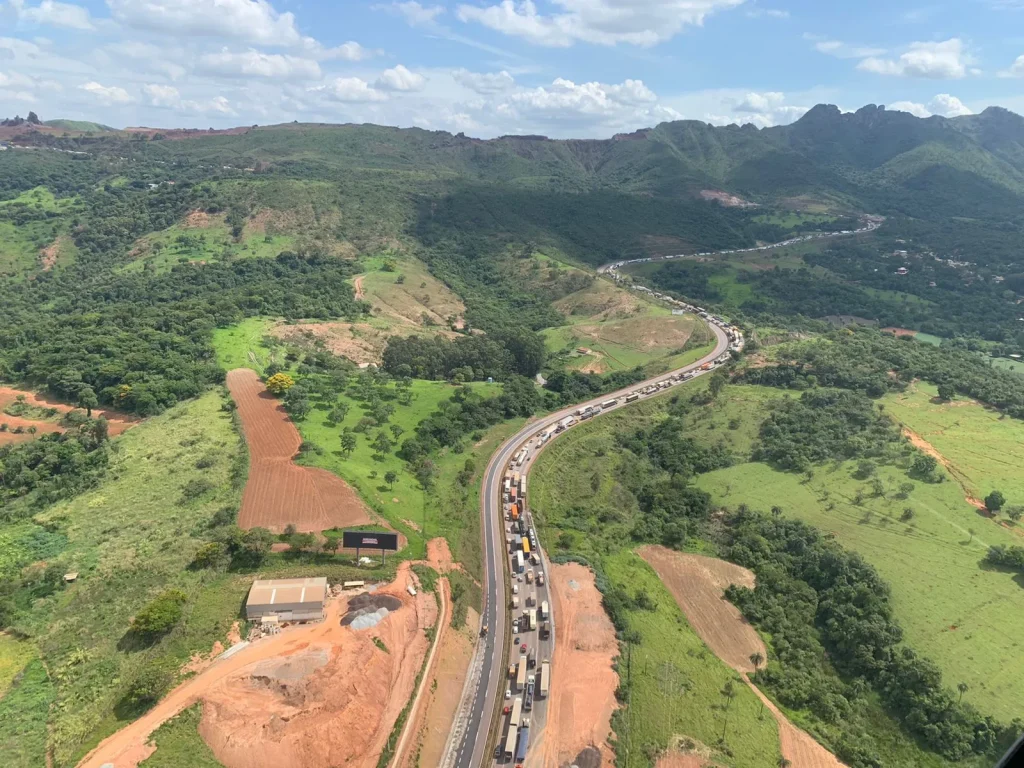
[245,577,327,622]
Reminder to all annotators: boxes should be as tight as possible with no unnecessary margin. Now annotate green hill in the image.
[42,119,116,133]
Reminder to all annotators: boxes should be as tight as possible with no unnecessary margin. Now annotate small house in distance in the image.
[246,577,327,623]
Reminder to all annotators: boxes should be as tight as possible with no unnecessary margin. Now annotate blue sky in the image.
[2,0,1023,137]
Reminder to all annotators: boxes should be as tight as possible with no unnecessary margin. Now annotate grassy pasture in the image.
[0,186,79,274]
[211,317,277,372]
[138,704,224,768]
[605,550,782,768]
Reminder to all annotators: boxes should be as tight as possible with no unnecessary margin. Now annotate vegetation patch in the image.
[139,703,224,768]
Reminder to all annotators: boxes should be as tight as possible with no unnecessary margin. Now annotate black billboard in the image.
[342,531,399,551]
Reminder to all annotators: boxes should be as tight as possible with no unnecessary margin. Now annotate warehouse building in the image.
[245,577,328,623]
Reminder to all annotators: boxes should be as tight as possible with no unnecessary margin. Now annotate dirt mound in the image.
[79,569,433,768]
[342,593,403,627]
[0,386,138,446]
[226,368,374,532]
[543,562,618,768]
[570,745,605,768]
[700,190,757,208]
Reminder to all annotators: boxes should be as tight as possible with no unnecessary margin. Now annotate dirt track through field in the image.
[902,427,986,510]
[640,547,846,768]
[226,368,373,532]
[0,387,138,445]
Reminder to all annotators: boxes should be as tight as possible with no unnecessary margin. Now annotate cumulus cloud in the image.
[453,68,515,93]
[143,82,237,115]
[726,90,808,126]
[998,54,1024,78]
[857,38,973,79]
[502,77,657,119]
[198,49,321,80]
[8,0,94,30]
[808,37,886,59]
[456,0,747,48]
[107,0,305,46]
[311,77,389,102]
[374,64,426,92]
[317,41,376,61]
[736,91,784,112]
[887,94,973,119]
[79,80,132,104]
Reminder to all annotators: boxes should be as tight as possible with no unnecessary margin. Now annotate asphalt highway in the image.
[454,319,730,768]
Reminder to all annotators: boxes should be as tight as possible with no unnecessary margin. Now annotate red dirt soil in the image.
[640,547,846,768]
[226,368,373,533]
[882,327,918,338]
[0,387,138,445]
[79,566,433,768]
[539,562,618,768]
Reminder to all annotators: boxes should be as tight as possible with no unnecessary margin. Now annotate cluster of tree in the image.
[618,415,734,479]
[0,252,365,414]
[984,544,1024,572]
[753,388,902,471]
[741,328,1024,420]
[381,327,544,382]
[397,377,543,466]
[0,417,110,514]
[542,367,649,406]
[725,511,1020,764]
[0,112,41,127]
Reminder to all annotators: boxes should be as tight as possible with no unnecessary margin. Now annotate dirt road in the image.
[537,562,618,768]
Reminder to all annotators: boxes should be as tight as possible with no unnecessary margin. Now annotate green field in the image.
[883,381,1024,513]
[211,317,277,372]
[991,356,1024,374]
[0,635,36,699]
[0,186,79,273]
[605,551,782,768]
[120,216,294,274]
[691,384,1024,723]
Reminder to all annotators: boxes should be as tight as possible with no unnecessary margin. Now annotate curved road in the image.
[453,317,731,768]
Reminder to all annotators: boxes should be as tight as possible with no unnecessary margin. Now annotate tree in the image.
[556,531,574,550]
[372,431,393,456]
[414,459,437,489]
[326,402,350,426]
[778,759,792,768]
[389,423,404,440]
[911,454,938,478]
[191,541,225,569]
[283,386,310,420]
[968,527,976,543]
[1006,506,1023,524]
[130,589,188,637]
[749,652,764,671]
[771,506,783,518]
[26,111,40,124]
[78,385,98,417]
[340,432,358,456]
[384,470,398,489]
[957,681,968,704]
[265,372,295,395]
[984,490,1006,513]
[937,382,955,401]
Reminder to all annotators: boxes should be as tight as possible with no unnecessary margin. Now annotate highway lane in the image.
[454,318,731,767]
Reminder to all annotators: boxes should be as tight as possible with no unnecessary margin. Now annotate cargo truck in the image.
[528,608,537,631]
[517,654,527,692]
[625,393,640,403]
[525,569,533,584]
[601,398,618,409]
[537,571,545,585]
[504,724,518,761]
[540,600,549,620]
[516,720,531,761]
[509,696,523,728]
[540,661,550,698]
[541,621,550,639]
[503,476,511,493]
[523,538,531,555]
[515,551,525,573]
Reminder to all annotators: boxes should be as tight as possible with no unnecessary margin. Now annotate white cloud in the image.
[143,83,237,115]
[456,0,747,48]
[503,77,657,119]
[79,80,132,104]
[383,1,446,26]
[807,36,886,59]
[726,90,807,126]
[8,0,94,30]
[453,68,515,93]
[311,77,389,103]
[998,54,1024,78]
[745,5,788,18]
[857,38,972,79]
[929,93,972,117]
[317,41,376,61]
[198,49,321,80]
[375,64,426,92]
[888,100,931,118]
[736,91,784,112]
[884,95,972,119]
[107,0,305,46]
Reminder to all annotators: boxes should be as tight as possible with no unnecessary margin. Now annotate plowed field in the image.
[639,547,764,672]
[226,368,372,533]
[641,546,846,768]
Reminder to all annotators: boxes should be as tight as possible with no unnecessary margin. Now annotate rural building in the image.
[245,577,327,622]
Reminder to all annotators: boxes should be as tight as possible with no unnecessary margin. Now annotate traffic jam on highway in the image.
[492,303,744,766]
